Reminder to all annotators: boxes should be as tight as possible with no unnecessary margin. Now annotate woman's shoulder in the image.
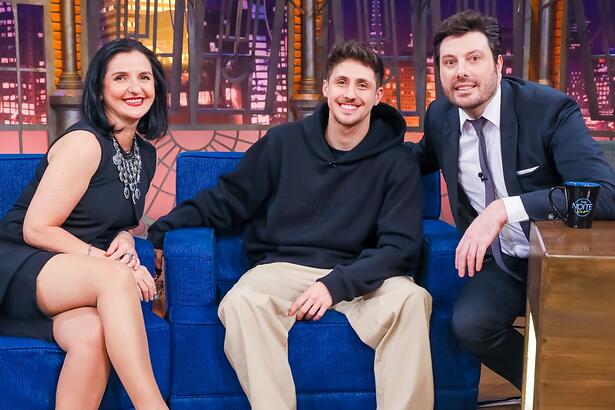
[61,119,103,139]
[53,120,106,155]
[46,129,102,177]
[49,129,102,160]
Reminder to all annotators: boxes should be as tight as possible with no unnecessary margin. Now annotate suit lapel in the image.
[500,80,521,196]
[500,80,530,238]
[442,107,462,226]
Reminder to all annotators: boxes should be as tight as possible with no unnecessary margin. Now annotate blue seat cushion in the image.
[169,393,377,410]
[169,307,373,396]
[168,305,479,398]
[0,307,170,410]
[170,389,479,410]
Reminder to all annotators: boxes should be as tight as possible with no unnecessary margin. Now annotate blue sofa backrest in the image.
[176,151,442,217]
[0,154,43,217]
[175,151,442,287]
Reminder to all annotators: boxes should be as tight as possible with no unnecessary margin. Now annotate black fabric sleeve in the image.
[147,136,273,249]
[318,150,424,304]
[405,103,441,175]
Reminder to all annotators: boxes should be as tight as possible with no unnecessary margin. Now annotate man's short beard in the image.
[444,69,500,111]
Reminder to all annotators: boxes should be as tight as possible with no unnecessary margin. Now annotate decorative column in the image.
[49,0,83,141]
[537,0,553,86]
[290,0,322,119]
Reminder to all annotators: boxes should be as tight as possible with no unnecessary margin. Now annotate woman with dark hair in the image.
[0,38,168,409]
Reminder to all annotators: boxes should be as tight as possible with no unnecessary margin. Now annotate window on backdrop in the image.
[0,2,49,154]
[565,0,615,139]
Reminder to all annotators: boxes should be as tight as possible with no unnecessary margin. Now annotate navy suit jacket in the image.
[412,76,615,238]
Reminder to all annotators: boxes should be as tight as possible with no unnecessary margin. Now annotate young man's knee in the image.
[412,284,432,305]
[218,287,262,320]
[388,277,432,308]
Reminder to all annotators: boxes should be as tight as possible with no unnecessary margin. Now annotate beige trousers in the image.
[218,262,434,410]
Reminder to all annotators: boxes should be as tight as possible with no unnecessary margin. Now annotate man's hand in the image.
[288,282,333,321]
[154,249,164,277]
[455,199,508,277]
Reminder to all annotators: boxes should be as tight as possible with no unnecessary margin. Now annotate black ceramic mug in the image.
[548,181,601,229]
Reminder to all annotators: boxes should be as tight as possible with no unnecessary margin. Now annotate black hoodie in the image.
[148,102,424,304]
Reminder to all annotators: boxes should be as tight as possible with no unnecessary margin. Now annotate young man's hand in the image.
[455,199,508,277]
[289,282,332,321]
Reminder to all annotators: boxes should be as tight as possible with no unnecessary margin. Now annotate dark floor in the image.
[478,364,521,409]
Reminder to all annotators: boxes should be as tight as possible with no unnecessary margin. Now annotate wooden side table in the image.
[523,221,615,409]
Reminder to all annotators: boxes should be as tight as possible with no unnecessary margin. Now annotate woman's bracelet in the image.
[86,243,93,256]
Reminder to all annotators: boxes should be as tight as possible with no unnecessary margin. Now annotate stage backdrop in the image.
[0,0,613,231]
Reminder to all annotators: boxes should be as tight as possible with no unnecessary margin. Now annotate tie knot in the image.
[468,117,487,134]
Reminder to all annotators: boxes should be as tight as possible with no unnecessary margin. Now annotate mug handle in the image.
[549,186,567,222]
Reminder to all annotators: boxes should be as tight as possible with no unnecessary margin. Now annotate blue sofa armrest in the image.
[164,227,217,309]
[418,219,466,318]
[135,237,155,275]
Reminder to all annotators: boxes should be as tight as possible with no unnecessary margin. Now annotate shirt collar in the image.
[458,82,501,132]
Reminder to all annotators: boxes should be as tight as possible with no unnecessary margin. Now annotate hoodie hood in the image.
[302,102,407,164]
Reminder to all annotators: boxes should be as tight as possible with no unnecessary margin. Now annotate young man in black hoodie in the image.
[148,41,433,409]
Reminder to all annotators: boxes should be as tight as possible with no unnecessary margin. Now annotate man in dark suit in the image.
[411,10,615,390]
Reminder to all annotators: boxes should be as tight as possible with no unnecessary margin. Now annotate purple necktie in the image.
[468,117,512,275]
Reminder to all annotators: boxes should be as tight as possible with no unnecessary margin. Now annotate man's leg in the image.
[451,258,526,390]
[334,276,434,410]
[218,262,329,410]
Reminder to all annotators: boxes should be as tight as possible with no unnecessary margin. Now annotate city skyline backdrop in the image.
[0,0,612,226]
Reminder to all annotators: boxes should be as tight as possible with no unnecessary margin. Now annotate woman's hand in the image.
[132,265,157,302]
[106,231,140,270]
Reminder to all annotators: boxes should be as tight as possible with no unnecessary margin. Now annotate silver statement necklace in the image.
[111,134,142,204]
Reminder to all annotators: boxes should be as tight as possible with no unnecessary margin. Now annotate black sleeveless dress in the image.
[0,120,156,342]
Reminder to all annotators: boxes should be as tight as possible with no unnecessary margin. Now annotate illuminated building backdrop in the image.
[0,0,613,227]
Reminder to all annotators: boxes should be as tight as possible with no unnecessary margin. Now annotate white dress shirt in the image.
[457,84,530,258]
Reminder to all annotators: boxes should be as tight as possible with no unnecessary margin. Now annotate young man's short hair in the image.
[325,41,385,87]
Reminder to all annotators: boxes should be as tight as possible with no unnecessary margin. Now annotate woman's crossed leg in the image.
[36,254,167,410]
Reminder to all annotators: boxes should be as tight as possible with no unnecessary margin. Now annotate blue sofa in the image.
[0,154,171,409]
[163,152,480,409]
